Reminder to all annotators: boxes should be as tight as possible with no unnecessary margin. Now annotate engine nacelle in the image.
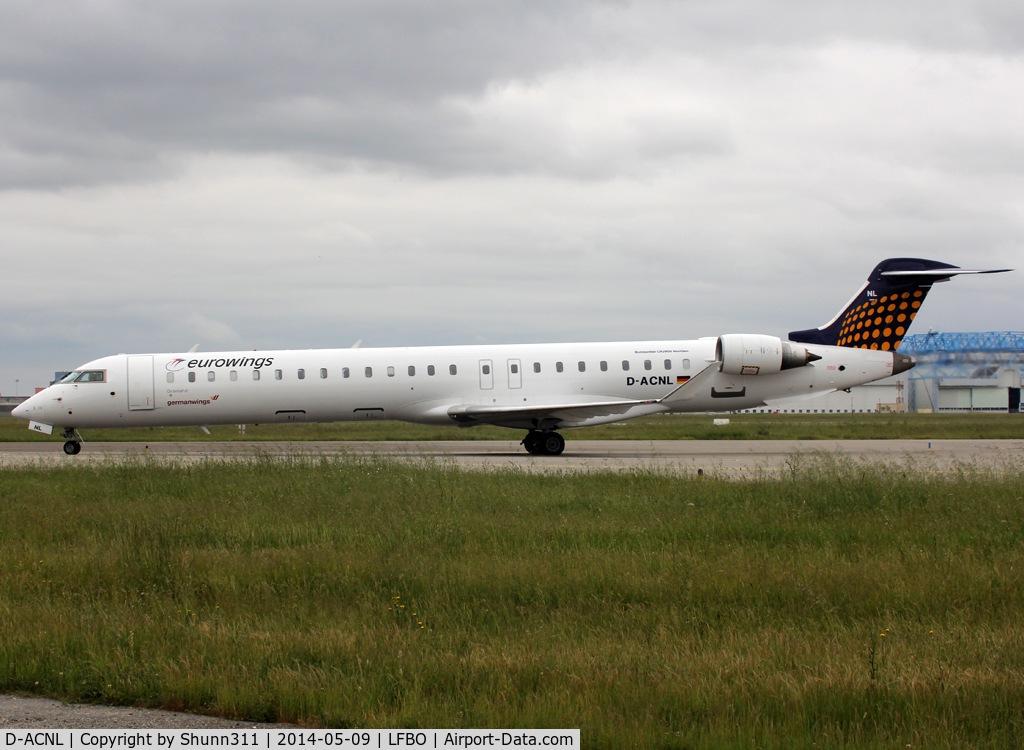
[716,334,820,375]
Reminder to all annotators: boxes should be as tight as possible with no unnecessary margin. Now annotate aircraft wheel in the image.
[541,433,565,456]
[522,432,542,455]
[63,441,81,456]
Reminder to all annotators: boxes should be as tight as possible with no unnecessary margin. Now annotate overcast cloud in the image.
[2,1,1022,393]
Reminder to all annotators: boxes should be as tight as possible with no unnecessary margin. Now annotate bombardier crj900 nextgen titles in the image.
[13,258,1011,456]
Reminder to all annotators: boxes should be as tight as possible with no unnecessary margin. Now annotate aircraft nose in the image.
[11,400,29,420]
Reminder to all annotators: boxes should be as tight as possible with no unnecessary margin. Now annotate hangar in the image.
[902,332,1023,413]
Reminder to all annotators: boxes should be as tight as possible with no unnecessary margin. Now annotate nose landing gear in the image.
[522,430,565,456]
[61,428,82,456]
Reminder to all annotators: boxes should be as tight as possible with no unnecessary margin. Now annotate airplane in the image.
[12,258,1010,456]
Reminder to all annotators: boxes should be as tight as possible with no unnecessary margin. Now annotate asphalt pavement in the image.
[1,439,1020,474]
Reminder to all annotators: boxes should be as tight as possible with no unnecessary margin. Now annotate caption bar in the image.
[3,730,578,749]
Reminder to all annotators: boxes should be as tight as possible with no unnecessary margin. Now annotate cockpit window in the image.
[60,372,80,383]
[73,371,106,383]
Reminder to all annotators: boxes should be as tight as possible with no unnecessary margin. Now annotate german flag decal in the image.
[676,376,690,384]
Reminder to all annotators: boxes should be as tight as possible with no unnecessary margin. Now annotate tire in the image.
[541,433,565,456]
[63,441,80,456]
[522,433,538,455]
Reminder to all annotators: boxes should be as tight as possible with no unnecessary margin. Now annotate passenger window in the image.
[664,359,672,370]
[511,364,518,374]
[230,370,237,381]
[622,361,630,371]
[253,370,260,381]
[342,367,350,378]
[644,360,652,370]
[321,368,328,379]
[166,373,174,383]
[533,362,541,373]
[428,365,435,376]
[208,371,215,382]
[387,366,395,377]
[298,369,305,380]
[275,369,282,380]
[600,361,607,371]
[482,364,490,375]
[408,365,415,376]
[188,371,196,383]
[578,361,585,372]
[683,359,690,370]
[556,362,564,373]
[365,367,372,378]
[450,364,457,375]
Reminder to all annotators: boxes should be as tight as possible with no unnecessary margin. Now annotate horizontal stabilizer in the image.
[881,268,1011,278]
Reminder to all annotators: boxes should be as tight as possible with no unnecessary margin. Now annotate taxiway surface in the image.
[1,439,1020,474]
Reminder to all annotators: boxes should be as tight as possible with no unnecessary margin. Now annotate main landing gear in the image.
[522,431,565,456]
[61,428,82,456]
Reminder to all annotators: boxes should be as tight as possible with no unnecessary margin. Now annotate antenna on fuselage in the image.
[187,344,199,353]
[351,339,362,349]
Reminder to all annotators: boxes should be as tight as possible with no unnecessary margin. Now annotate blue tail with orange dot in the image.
[788,258,1010,351]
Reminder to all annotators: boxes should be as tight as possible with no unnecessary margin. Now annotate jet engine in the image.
[716,334,820,376]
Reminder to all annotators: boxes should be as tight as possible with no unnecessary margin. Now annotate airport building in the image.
[2,373,74,414]
[744,331,1024,414]
[0,396,30,415]
[902,332,1023,413]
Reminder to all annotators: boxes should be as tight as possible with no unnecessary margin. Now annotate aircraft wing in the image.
[447,361,721,427]
[448,399,649,425]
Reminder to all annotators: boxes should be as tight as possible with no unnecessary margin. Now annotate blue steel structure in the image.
[898,332,1024,377]
[897,332,1024,411]
[900,332,1024,356]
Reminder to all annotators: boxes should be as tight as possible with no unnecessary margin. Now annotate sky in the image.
[2,1,1022,394]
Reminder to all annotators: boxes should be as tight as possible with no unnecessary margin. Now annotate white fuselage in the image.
[14,338,897,432]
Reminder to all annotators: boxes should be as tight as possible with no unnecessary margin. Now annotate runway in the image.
[1,439,1021,474]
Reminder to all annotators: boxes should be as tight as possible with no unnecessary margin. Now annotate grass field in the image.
[1,454,1023,747]
[2,412,1023,443]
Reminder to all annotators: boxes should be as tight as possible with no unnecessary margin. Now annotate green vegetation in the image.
[1,455,1023,747]
[2,412,1023,443]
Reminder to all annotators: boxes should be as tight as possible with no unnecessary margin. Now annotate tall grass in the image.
[1,454,1023,747]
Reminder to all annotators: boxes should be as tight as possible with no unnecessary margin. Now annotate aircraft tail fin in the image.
[788,258,1011,350]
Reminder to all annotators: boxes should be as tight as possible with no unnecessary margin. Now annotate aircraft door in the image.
[127,355,155,410]
[479,360,494,390]
[507,359,522,389]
